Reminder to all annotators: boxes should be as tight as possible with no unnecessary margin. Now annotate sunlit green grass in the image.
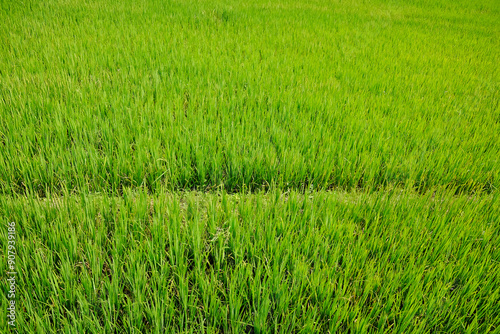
[1,189,499,332]
[1,0,498,195]
[1,0,499,332]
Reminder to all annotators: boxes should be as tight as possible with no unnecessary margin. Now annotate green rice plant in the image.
[0,0,498,195]
[1,188,498,332]
[0,0,498,332]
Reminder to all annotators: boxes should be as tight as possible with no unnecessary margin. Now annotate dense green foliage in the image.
[1,0,498,195]
[1,189,499,332]
[1,0,499,332]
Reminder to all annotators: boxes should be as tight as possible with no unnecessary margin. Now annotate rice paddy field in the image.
[0,0,499,332]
